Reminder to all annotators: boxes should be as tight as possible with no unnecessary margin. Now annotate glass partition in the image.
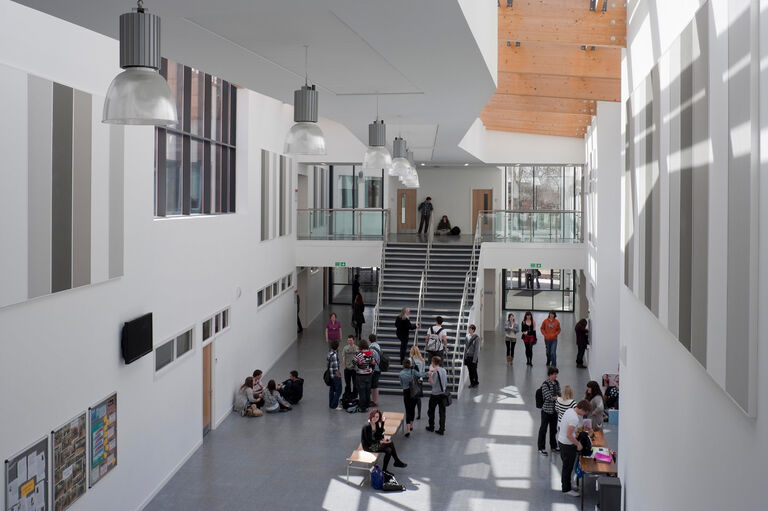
[502,269,576,312]
[297,209,389,240]
[478,210,582,242]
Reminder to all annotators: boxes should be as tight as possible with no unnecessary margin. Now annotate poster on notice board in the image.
[52,412,87,511]
[4,435,49,511]
[88,393,117,488]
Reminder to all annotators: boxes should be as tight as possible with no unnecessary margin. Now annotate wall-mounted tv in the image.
[121,313,153,364]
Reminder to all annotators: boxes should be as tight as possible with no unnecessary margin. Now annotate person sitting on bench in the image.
[361,409,407,472]
[278,370,304,404]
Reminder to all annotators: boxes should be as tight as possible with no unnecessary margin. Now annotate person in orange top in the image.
[540,311,561,367]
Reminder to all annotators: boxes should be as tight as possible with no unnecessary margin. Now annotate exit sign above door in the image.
[530,263,541,268]
[335,262,347,267]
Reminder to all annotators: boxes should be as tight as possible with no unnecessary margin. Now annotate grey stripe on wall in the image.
[108,125,124,279]
[666,36,681,338]
[642,77,654,312]
[72,90,92,288]
[623,99,634,290]
[51,82,73,293]
[649,66,661,317]
[677,22,693,352]
[27,75,53,298]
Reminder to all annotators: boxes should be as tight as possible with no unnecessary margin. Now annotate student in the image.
[369,334,382,407]
[557,400,593,496]
[295,290,303,334]
[585,380,605,430]
[540,310,561,367]
[417,196,433,234]
[262,380,291,413]
[361,409,407,472]
[398,360,427,437]
[408,345,426,420]
[325,312,342,345]
[233,377,263,417]
[435,215,451,235]
[503,312,519,366]
[395,307,418,363]
[520,311,537,366]
[555,385,577,426]
[537,366,562,455]
[277,370,304,405]
[354,339,376,412]
[351,273,361,305]
[340,335,358,396]
[352,295,365,340]
[424,316,448,363]
[252,369,266,408]
[464,324,480,388]
[426,356,448,435]
[327,339,343,410]
[575,318,589,368]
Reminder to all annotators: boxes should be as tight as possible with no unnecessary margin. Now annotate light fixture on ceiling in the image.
[464,163,469,167]
[589,0,598,11]
[284,46,326,155]
[403,150,419,188]
[389,137,411,179]
[362,98,392,172]
[103,0,177,126]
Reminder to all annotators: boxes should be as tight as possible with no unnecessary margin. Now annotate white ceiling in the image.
[14,0,496,164]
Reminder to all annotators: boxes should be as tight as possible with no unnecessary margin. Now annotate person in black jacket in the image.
[351,273,361,306]
[521,311,537,366]
[395,307,419,363]
[278,370,304,404]
[575,318,589,368]
[352,295,365,340]
[361,409,407,472]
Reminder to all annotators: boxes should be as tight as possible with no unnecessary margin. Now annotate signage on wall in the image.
[530,263,542,268]
[335,262,347,267]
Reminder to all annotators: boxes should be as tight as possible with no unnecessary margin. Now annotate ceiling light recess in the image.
[103,0,177,126]
[284,46,326,155]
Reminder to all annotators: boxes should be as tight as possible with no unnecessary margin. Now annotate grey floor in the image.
[146,306,617,511]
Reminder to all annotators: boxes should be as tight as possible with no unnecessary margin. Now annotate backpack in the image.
[426,326,445,352]
[535,386,544,409]
[408,370,423,398]
[372,345,390,372]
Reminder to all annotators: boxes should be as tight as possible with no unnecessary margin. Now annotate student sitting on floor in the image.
[234,377,263,417]
[262,380,292,413]
[278,370,304,404]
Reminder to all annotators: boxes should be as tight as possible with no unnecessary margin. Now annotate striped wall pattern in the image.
[623,0,758,415]
[0,64,124,309]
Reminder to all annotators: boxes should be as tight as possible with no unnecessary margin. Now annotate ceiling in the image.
[14,0,497,164]
[480,0,625,138]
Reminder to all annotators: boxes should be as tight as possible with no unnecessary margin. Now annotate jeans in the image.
[343,368,356,395]
[464,357,478,385]
[418,214,431,234]
[538,410,558,450]
[559,442,578,492]
[329,376,342,409]
[427,394,446,432]
[576,345,586,366]
[545,339,558,367]
[356,373,372,410]
[524,341,534,363]
[402,389,417,424]
[505,339,516,358]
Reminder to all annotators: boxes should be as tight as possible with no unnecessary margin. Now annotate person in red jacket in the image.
[540,311,561,367]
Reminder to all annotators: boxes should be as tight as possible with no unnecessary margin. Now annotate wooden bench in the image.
[345,411,405,484]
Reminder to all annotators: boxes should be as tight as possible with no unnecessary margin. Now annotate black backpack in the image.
[535,386,544,409]
[372,345,390,371]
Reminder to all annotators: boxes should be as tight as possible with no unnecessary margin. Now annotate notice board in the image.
[88,393,117,488]
[4,436,48,511]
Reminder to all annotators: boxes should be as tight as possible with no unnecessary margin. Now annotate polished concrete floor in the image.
[146,306,617,511]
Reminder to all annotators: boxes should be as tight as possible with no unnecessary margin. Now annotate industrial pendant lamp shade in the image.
[362,120,392,171]
[389,137,411,178]
[103,2,177,126]
[284,84,326,155]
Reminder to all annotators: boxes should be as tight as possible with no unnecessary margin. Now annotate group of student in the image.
[504,310,590,368]
[233,369,304,417]
[537,366,607,497]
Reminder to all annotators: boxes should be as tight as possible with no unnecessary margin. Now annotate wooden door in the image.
[397,189,417,232]
[472,189,493,233]
[202,343,212,436]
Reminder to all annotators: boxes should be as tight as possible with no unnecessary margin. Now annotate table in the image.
[579,431,617,510]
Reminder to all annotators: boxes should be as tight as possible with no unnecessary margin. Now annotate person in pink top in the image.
[325,312,342,345]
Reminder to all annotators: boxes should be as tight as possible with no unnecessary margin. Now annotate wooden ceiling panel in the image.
[498,42,620,78]
[483,123,586,138]
[498,72,620,101]
[485,94,596,115]
[480,109,592,127]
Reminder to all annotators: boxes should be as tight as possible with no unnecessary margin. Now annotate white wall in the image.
[479,243,587,271]
[0,3,301,510]
[619,1,768,509]
[295,241,382,268]
[457,0,498,87]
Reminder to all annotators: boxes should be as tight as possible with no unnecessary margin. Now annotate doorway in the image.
[202,343,212,436]
[397,188,417,232]
[472,189,493,233]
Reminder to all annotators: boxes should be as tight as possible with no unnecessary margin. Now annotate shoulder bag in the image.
[409,369,423,398]
[437,371,452,406]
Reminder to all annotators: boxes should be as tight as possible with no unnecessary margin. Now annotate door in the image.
[397,188,417,232]
[202,343,212,436]
[472,189,493,233]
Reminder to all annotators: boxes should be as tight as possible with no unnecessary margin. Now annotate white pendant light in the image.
[284,46,326,155]
[390,137,411,178]
[103,0,177,126]
[363,119,392,172]
[404,150,419,188]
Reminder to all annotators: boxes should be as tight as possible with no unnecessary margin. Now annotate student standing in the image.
[425,316,448,363]
[352,295,365,340]
[340,335,358,396]
[558,400,593,496]
[503,312,519,366]
[354,339,376,412]
[464,324,480,388]
[395,307,418,363]
[426,356,448,435]
[369,334,382,407]
[585,380,605,431]
[408,346,426,420]
[574,318,589,368]
[555,385,577,426]
[351,273,361,305]
[398,360,427,437]
[327,339,343,410]
[520,311,537,366]
[417,196,433,234]
[540,311,561,367]
[325,312,342,345]
[537,366,562,455]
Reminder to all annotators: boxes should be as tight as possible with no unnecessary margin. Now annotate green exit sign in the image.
[530,263,541,268]
[335,262,347,267]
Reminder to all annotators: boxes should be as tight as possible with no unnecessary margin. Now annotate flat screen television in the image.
[121,313,153,364]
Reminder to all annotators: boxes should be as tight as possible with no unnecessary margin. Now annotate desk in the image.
[579,432,616,510]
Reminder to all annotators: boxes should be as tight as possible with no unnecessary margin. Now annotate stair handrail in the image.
[411,270,426,348]
[372,210,390,334]
[424,213,435,294]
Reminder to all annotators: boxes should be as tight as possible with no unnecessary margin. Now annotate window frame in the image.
[154,325,195,376]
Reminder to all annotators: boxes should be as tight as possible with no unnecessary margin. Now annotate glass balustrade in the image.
[476,210,583,243]
[297,209,389,240]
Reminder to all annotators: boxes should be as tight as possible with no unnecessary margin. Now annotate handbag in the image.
[323,368,332,386]
[409,369,423,398]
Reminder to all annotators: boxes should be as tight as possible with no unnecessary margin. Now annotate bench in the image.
[345,411,405,484]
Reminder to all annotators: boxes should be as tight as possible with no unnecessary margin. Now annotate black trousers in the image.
[418,214,431,234]
[402,389,418,424]
[344,368,356,395]
[524,341,534,363]
[427,394,446,431]
[538,410,558,450]
[373,441,401,471]
[356,373,372,410]
[505,339,516,358]
[398,336,410,363]
[559,442,578,492]
[464,357,478,385]
[576,345,586,365]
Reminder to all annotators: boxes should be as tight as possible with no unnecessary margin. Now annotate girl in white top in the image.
[555,385,577,426]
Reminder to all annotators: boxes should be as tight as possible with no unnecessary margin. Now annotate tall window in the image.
[154,59,237,217]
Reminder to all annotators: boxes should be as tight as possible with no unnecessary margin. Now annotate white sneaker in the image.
[566,490,580,497]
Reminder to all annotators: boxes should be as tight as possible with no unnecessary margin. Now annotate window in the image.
[261,150,271,240]
[201,307,231,345]
[365,176,382,207]
[155,58,237,216]
[257,272,295,309]
[202,319,213,341]
[155,327,194,373]
[258,290,264,306]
